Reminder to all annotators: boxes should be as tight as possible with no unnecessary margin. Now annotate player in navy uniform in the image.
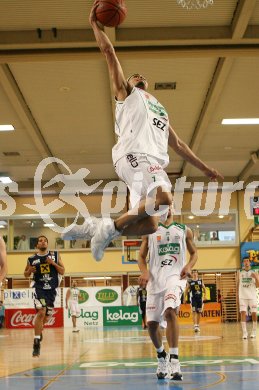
[24,235,65,357]
[137,281,148,329]
[184,269,206,332]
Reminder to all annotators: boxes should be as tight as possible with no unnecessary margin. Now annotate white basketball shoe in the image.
[91,218,120,261]
[61,217,97,240]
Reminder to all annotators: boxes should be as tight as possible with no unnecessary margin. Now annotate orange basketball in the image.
[95,0,127,27]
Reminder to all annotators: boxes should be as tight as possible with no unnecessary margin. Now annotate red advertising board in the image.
[5,308,64,329]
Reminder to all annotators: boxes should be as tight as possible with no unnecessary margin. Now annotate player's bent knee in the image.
[164,307,176,321]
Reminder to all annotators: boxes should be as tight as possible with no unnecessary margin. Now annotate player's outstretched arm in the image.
[168,125,224,181]
[180,228,198,280]
[89,1,129,100]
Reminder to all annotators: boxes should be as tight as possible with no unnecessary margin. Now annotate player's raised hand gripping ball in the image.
[95,0,127,27]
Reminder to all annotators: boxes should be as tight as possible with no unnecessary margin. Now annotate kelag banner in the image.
[103,306,142,326]
[63,306,103,328]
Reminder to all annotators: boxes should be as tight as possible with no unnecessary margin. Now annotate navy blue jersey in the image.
[28,251,59,290]
[189,279,203,298]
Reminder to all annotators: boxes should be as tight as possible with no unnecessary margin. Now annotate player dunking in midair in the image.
[63,1,223,261]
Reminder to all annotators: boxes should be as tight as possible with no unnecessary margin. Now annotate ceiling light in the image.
[177,0,213,9]
[59,86,71,92]
[218,215,224,219]
[83,277,112,280]
[0,176,12,183]
[44,223,55,227]
[0,124,15,131]
[222,118,259,125]
[0,225,5,228]
[188,215,195,219]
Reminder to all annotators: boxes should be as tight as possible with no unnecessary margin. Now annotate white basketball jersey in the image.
[112,87,169,167]
[70,287,80,302]
[239,269,257,299]
[147,222,187,294]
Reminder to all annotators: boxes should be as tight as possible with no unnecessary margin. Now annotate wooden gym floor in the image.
[0,322,258,390]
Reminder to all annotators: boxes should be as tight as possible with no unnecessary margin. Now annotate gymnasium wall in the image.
[4,188,256,276]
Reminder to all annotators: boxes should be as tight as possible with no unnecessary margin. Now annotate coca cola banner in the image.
[5,308,64,328]
[3,288,62,308]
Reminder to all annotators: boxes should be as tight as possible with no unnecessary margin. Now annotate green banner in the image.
[103,306,142,326]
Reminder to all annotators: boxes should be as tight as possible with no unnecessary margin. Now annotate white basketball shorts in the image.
[69,301,80,316]
[115,153,172,219]
[146,276,187,322]
[239,298,258,313]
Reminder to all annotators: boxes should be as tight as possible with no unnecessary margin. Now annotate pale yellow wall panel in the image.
[196,247,240,270]
[7,246,240,278]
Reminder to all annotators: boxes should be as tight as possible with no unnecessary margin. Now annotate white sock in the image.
[34,335,41,339]
[156,346,164,353]
[252,321,257,331]
[241,322,247,333]
[169,348,178,356]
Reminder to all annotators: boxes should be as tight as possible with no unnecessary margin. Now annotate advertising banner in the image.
[3,288,61,308]
[63,306,103,328]
[178,303,221,324]
[240,242,259,316]
[240,242,259,269]
[103,305,142,326]
[5,308,64,328]
[64,287,121,307]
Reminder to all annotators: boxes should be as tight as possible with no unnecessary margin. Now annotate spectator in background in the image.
[0,300,5,328]
[17,235,29,251]
[211,232,219,241]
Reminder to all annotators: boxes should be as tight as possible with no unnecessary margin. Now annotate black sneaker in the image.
[32,339,41,357]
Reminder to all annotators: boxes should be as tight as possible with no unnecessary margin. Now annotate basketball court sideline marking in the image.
[2,367,258,379]
[84,335,222,343]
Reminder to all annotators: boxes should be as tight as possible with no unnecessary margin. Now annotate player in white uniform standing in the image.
[66,280,81,332]
[138,207,197,380]
[237,258,259,339]
[63,2,223,261]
